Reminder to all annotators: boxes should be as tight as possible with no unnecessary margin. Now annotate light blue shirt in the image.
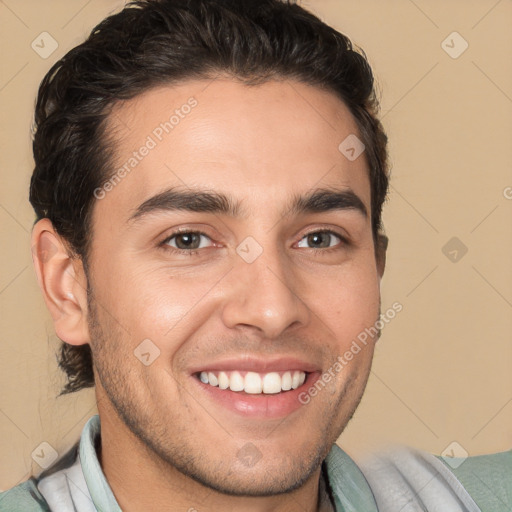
[1,415,510,511]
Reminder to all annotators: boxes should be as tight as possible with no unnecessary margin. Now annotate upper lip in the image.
[189,355,321,375]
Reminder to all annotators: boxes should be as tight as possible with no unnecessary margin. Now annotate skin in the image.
[32,77,386,511]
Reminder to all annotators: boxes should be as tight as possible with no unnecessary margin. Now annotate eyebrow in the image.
[127,186,367,223]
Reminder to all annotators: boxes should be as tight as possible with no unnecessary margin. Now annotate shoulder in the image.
[360,446,480,511]
[437,448,512,512]
[0,442,81,512]
[0,478,50,512]
[361,445,512,512]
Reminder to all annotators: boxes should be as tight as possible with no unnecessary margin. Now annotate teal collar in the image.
[79,415,121,512]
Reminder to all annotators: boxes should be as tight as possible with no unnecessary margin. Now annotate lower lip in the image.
[192,373,320,419]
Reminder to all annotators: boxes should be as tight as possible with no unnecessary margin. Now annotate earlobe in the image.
[31,219,90,346]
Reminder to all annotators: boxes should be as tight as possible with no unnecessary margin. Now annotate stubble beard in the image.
[86,290,372,498]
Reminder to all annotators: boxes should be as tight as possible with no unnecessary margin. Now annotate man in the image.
[0,0,509,511]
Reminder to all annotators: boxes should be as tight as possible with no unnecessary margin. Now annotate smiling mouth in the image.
[195,370,307,394]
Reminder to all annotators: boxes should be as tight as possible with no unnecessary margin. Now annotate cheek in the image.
[305,261,381,339]
[100,261,225,349]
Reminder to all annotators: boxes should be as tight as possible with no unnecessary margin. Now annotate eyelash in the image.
[159,228,348,257]
[159,229,212,257]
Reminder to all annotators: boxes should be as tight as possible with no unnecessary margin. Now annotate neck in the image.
[97,403,327,512]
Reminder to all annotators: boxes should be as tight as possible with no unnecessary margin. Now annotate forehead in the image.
[98,78,371,223]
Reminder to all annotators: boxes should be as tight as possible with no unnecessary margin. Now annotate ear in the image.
[31,218,90,346]
[376,233,388,279]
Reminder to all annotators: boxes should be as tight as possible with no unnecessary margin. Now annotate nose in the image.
[220,245,311,339]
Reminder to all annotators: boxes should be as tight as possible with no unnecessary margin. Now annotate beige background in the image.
[1,0,511,491]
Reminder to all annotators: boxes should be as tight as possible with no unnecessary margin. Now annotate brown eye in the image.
[163,231,213,251]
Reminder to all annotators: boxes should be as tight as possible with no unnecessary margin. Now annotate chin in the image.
[175,449,325,497]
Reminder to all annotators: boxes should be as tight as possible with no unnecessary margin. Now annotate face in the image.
[86,78,382,496]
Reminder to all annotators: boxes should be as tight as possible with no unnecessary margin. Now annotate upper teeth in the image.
[199,371,306,394]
